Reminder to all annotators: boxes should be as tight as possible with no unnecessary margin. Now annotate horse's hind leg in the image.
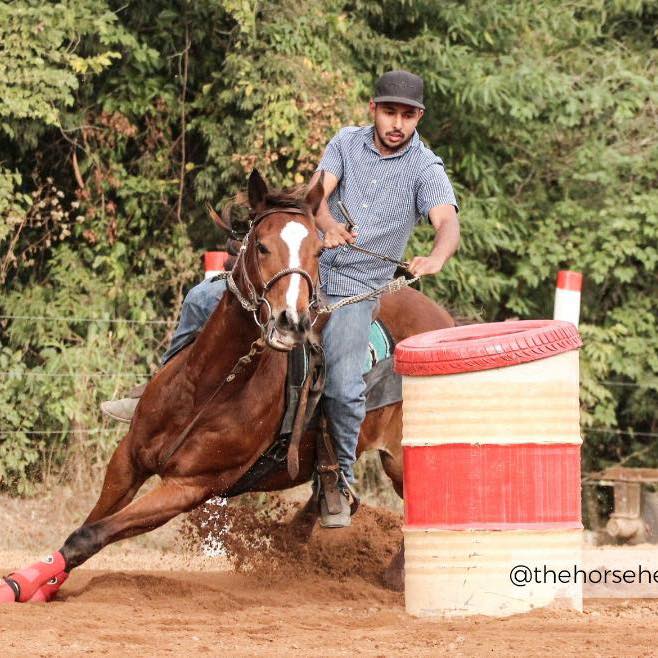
[379,447,405,592]
[379,448,403,498]
[60,477,213,570]
[83,434,148,524]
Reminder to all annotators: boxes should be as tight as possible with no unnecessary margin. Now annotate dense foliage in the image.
[1,1,656,505]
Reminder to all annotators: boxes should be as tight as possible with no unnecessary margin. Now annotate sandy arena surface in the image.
[2,490,658,657]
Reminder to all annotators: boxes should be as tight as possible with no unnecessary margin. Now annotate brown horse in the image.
[0,170,453,604]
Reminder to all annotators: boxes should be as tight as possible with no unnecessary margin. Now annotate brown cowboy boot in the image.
[319,475,353,528]
[316,419,359,528]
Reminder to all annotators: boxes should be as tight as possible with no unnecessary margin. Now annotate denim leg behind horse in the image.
[321,296,377,483]
[161,278,227,365]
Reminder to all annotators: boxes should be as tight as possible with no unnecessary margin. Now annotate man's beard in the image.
[375,126,412,151]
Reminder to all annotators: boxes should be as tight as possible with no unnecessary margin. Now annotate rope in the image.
[581,428,658,438]
[599,381,658,389]
[0,428,120,435]
[315,274,419,314]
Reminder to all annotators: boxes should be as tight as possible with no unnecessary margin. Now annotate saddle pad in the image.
[363,320,395,374]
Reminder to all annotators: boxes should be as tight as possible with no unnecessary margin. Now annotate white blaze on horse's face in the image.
[279,221,309,322]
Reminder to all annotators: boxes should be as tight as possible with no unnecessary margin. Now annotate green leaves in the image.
[0,0,656,490]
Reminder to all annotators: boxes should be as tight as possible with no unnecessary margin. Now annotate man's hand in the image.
[407,255,446,277]
[323,223,357,248]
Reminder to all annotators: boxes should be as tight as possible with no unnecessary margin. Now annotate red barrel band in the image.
[403,443,581,529]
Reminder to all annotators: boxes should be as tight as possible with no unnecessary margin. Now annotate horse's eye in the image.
[256,241,270,255]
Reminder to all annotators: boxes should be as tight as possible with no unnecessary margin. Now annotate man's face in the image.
[370,101,424,152]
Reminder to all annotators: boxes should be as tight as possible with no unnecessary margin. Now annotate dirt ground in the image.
[2,487,658,657]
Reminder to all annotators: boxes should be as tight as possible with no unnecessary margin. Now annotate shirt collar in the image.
[363,125,419,159]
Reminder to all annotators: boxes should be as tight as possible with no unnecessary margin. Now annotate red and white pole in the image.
[553,270,583,327]
[204,251,228,279]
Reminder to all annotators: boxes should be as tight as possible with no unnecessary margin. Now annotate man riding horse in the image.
[101,69,460,528]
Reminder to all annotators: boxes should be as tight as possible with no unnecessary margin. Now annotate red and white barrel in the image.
[204,251,228,279]
[395,320,583,617]
[553,270,583,327]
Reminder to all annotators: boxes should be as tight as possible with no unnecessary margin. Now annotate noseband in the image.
[228,207,319,331]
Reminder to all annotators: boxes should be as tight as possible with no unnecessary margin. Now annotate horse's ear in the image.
[305,171,325,216]
[248,169,269,212]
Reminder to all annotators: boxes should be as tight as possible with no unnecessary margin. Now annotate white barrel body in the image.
[397,322,583,618]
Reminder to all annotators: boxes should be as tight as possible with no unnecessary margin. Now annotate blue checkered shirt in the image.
[316,125,458,296]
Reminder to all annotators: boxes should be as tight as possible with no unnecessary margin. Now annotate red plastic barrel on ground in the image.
[395,320,583,617]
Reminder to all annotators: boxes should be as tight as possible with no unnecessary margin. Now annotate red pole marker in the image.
[553,270,583,327]
[27,571,69,603]
[204,251,228,279]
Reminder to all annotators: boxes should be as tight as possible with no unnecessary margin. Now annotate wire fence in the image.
[2,426,657,437]
[0,314,173,325]
[1,314,655,438]
[1,371,149,379]
[2,370,656,388]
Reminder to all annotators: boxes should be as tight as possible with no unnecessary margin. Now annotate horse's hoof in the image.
[0,579,17,603]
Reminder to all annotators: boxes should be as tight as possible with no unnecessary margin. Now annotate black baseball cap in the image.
[373,70,425,110]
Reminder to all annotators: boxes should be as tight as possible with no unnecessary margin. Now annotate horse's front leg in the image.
[1,477,213,603]
[60,477,213,569]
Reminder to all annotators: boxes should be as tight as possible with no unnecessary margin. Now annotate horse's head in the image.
[231,169,324,351]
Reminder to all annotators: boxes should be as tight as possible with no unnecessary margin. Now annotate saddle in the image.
[225,320,402,510]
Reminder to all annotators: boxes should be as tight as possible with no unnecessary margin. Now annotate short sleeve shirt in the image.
[317,125,458,296]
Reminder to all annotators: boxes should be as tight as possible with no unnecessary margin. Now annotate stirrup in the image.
[338,471,360,517]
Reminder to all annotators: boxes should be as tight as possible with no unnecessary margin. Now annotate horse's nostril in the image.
[277,311,292,331]
[277,310,310,335]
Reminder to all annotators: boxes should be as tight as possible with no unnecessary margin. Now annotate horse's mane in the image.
[220,185,308,228]
[219,184,310,271]
[261,185,307,210]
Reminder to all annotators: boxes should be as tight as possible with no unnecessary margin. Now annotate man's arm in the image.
[308,170,356,248]
[407,204,460,277]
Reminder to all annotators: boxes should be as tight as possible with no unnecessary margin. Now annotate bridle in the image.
[227,206,320,332]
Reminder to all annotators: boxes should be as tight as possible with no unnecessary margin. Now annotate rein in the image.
[158,336,266,469]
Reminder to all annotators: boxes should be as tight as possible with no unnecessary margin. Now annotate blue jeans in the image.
[162,279,374,482]
[320,295,377,483]
[161,277,227,365]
